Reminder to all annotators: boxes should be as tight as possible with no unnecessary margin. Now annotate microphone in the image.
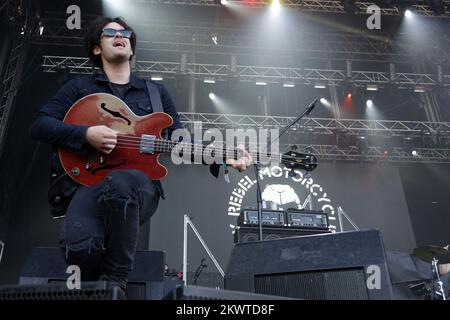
[305,98,318,115]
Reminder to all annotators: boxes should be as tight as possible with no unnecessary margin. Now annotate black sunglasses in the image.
[101,28,132,38]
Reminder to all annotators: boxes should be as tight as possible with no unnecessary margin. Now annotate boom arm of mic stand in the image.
[265,98,318,152]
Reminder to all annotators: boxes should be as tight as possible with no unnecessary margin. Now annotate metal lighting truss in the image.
[175,112,450,135]
[178,113,450,162]
[0,42,28,156]
[278,144,450,163]
[133,0,450,17]
[42,56,450,89]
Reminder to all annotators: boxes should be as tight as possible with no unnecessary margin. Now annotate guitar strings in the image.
[112,134,315,162]
[113,145,283,162]
[112,144,311,162]
[115,135,305,155]
[116,139,283,160]
[115,136,282,159]
[110,145,308,164]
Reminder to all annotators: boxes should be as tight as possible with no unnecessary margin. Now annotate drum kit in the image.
[411,245,450,300]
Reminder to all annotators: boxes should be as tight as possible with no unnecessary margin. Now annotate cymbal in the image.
[413,246,450,264]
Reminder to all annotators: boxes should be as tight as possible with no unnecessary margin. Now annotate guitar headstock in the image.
[281,151,318,172]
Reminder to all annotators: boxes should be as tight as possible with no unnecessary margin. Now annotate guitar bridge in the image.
[140,135,156,154]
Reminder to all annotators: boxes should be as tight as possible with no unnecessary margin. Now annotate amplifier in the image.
[237,208,285,227]
[286,209,329,229]
[233,226,330,244]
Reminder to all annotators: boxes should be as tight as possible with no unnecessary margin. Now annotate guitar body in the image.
[59,93,173,186]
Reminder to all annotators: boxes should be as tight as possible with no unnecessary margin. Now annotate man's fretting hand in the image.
[226,144,252,172]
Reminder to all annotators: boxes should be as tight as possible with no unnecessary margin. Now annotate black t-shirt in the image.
[109,82,130,100]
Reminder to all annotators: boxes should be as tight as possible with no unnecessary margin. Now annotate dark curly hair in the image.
[85,16,137,69]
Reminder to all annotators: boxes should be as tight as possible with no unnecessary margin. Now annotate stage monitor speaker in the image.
[165,285,297,300]
[0,281,124,300]
[225,229,393,300]
[19,247,165,300]
[234,226,330,243]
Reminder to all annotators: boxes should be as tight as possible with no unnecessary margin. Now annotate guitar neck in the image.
[153,138,279,163]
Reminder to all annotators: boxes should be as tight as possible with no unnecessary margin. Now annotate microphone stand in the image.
[254,98,318,241]
[193,258,207,285]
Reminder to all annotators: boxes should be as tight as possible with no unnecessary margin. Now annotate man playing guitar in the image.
[30,16,251,295]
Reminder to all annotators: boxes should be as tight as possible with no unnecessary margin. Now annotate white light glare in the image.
[271,0,281,15]
[405,9,413,18]
[255,81,267,86]
[221,0,228,5]
[411,150,418,156]
[209,93,216,100]
[151,75,163,81]
[320,98,331,108]
[204,77,216,84]
[366,99,373,108]
[414,86,425,93]
[283,82,295,88]
[314,83,326,89]
[104,0,126,11]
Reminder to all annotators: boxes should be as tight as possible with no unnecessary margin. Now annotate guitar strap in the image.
[145,80,163,113]
[145,80,168,141]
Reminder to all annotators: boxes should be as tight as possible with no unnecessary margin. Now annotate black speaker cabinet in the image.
[234,226,330,243]
[225,230,393,300]
[0,281,125,300]
[19,247,165,300]
[165,285,296,300]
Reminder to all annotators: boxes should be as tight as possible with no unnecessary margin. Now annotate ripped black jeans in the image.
[60,170,160,286]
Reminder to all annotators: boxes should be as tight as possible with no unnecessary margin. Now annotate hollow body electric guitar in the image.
[59,93,317,186]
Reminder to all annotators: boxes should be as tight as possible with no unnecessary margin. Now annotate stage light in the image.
[402,136,415,155]
[204,77,216,84]
[221,0,228,5]
[209,93,216,100]
[211,35,218,45]
[103,0,126,10]
[314,83,326,89]
[320,98,331,108]
[366,99,373,108]
[366,84,378,91]
[411,150,418,156]
[405,9,413,18]
[151,75,163,81]
[270,0,281,15]
[283,81,295,88]
[347,93,352,98]
[255,80,267,86]
[356,136,368,155]
[414,86,425,93]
